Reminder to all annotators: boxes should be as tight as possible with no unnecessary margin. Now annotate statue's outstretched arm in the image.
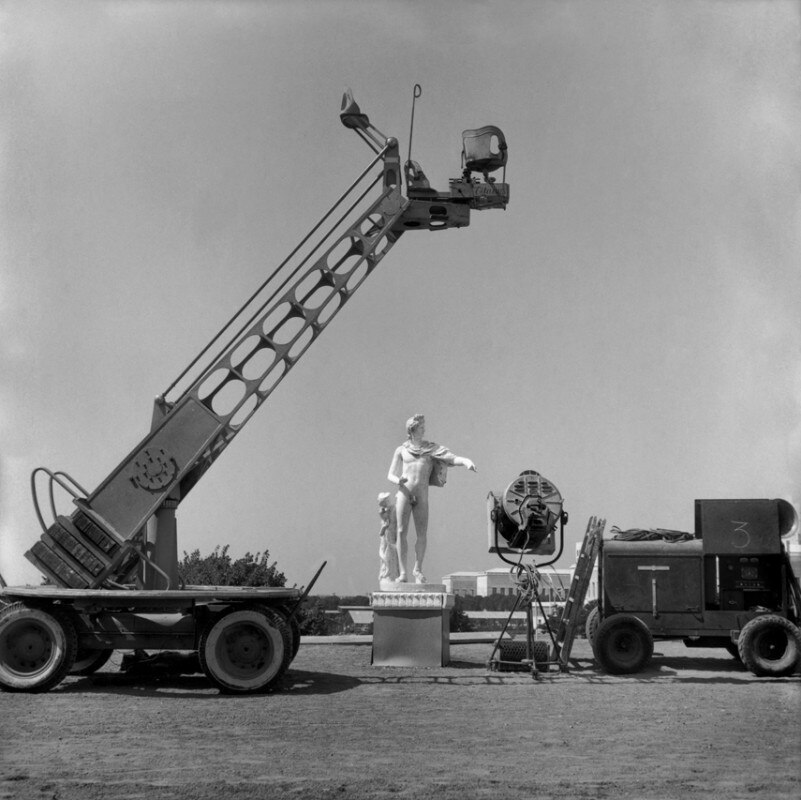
[452,456,477,472]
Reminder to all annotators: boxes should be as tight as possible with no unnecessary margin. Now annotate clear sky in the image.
[1,1,799,595]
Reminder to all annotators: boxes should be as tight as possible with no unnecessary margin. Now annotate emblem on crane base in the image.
[130,446,178,491]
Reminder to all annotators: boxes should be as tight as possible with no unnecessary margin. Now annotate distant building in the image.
[441,568,525,597]
[443,550,598,604]
[442,571,480,596]
[477,568,516,597]
[445,529,798,605]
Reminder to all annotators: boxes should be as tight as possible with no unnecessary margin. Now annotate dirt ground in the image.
[1,638,799,800]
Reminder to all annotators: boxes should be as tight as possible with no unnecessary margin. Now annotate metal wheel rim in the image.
[70,649,113,675]
[609,630,644,667]
[0,619,59,678]
[213,621,273,681]
[754,629,788,663]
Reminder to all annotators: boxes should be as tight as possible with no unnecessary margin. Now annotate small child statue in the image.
[377,492,400,583]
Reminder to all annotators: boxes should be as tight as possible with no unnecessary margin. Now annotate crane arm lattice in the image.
[26,89,509,588]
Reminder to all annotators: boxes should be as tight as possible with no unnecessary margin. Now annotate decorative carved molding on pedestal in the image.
[371,591,453,609]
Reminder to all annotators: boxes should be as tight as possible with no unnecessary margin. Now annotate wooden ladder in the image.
[553,516,605,671]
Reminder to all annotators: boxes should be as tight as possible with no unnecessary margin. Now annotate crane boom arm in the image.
[87,168,407,539]
[25,90,509,589]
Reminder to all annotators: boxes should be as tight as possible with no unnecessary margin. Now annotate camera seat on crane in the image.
[462,125,508,182]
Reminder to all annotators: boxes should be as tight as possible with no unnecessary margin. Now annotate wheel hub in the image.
[2,623,53,673]
[221,624,269,672]
[612,631,643,664]
[756,631,787,662]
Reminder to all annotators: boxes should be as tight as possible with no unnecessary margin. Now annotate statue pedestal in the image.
[371,584,454,667]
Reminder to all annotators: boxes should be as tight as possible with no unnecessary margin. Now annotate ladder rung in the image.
[554,517,605,667]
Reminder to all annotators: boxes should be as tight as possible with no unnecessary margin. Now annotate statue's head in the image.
[406,414,425,437]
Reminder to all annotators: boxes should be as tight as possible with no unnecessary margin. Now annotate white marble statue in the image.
[387,414,476,584]
[377,492,400,582]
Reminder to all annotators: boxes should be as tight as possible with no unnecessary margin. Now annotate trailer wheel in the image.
[278,604,301,660]
[288,614,300,660]
[0,603,77,692]
[594,614,653,674]
[199,605,290,694]
[585,606,601,645]
[70,649,113,676]
[738,615,801,677]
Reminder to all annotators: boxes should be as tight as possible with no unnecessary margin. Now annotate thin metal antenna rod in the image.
[406,84,422,167]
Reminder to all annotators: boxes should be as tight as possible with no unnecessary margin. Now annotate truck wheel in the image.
[723,642,742,663]
[594,614,653,674]
[738,615,801,677]
[585,606,601,645]
[70,649,113,676]
[199,605,290,694]
[0,603,77,692]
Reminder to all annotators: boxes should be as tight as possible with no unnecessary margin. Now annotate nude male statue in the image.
[387,414,476,584]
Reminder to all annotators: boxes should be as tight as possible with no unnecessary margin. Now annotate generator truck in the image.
[587,498,801,677]
[484,475,800,679]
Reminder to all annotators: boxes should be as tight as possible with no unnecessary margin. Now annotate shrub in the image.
[297,599,334,635]
[179,545,286,588]
[449,596,473,632]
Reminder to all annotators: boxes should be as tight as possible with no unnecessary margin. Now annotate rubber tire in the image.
[288,614,301,660]
[594,614,654,675]
[0,603,77,692]
[723,641,742,663]
[498,639,528,662]
[738,615,801,677]
[278,604,301,661]
[585,606,601,645]
[532,640,550,672]
[199,605,290,694]
[70,648,114,676]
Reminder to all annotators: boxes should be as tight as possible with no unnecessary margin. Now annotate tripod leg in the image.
[488,593,523,667]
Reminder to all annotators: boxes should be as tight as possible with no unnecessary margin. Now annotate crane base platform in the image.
[0,584,303,694]
[1,584,300,607]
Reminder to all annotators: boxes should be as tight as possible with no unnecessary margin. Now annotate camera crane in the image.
[0,88,509,694]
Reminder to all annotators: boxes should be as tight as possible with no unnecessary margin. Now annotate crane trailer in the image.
[0,87,510,693]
